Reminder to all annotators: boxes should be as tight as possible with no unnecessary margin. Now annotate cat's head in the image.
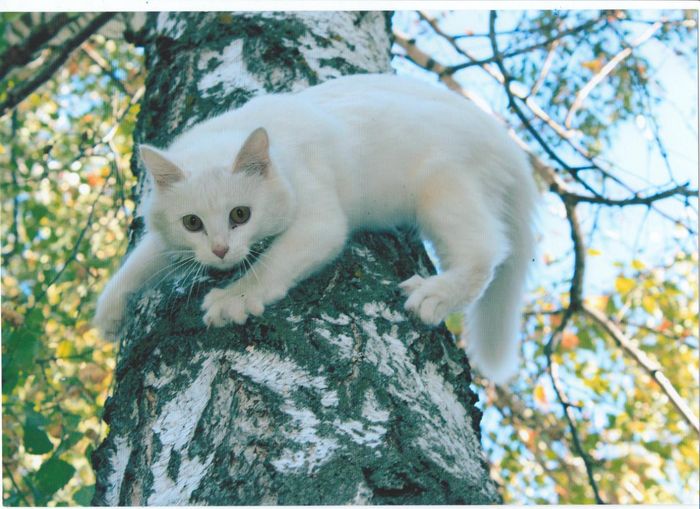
[140,127,293,270]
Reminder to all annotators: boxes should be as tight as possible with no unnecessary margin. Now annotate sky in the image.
[392,9,698,296]
[391,9,698,503]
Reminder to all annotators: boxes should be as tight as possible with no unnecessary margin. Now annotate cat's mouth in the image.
[204,238,273,274]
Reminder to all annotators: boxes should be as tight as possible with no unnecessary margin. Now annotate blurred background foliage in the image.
[2,13,143,505]
[1,9,698,506]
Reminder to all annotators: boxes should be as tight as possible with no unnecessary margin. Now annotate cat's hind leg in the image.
[402,168,509,326]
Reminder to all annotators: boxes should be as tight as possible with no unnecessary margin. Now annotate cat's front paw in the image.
[202,277,287,327]
[93,287,127,341]
[400,274,453,326]
[202,287,258,327]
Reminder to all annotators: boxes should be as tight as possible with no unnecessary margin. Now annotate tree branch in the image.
[0,12,115,118]
[564,20,664,128]
[446,16,603,74]
[489,11,604,504]
[583,303,700,435]
[564,183,697,207]
[0,13,78,80]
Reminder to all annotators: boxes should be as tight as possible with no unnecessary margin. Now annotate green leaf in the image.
[73,484,95,506]
[57,431,83,454]
[2,355,19,394]
[23,424,54,455]
[35,457,76,498]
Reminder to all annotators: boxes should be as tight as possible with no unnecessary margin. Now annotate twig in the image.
[529,38,559,96]
[446,17,602,74]
[81,41,131,96]
[30,168,111,308]
[583,304,700,435]
[489,11,605,503]
[564,183,697,207]
[564,20,664,128]
[2,461,33,506]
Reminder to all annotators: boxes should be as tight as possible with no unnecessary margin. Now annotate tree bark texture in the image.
[92,12,501,505]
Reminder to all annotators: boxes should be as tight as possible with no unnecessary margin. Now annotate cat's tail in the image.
[465,159,537,385]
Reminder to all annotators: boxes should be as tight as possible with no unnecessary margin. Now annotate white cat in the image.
[94,73,537,383]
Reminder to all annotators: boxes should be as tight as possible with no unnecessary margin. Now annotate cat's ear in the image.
[233,127,270,176]
[140,145,185,189]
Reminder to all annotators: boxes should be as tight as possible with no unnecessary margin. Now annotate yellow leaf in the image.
[585,295,609,311]
[581,58,604,73]
[615,276,635,295]
[631,259,646,271]
[534,384,547,404]
[641,295,657,314]
[444,312,463,335]
[587,248,602,256]
[56,340,73,358]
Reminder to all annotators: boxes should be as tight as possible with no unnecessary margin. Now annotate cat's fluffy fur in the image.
[94,74,537,383]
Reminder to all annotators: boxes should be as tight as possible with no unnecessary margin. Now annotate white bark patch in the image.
[351,245,375,260]
[286,313,303,323]
[156,13,187,40]
[103,435,131,506]
[414,362,484,482]
[363,301,406,323]
[272,403,340,474]
[320,312,352,326]
[353,479,373,505]
[291,12,392,81]
[197,40,262,98]
[315,324,354,359]
[147,355,218,505]
[361,318,484,482]
[361,389,390,423]
[144,358,177,389]
[133,289,164,337]
[224,349,338,406]
[334,418,386,448]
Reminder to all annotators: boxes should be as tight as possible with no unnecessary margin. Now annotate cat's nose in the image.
[212,245,229,259]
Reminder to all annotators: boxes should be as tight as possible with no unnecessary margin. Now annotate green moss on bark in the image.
[93,11,500,506]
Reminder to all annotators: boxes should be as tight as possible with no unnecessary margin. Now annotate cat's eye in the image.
[229,206,251,226]
[183,214,203,232]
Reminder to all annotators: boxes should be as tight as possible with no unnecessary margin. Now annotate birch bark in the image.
[91,11,500,505]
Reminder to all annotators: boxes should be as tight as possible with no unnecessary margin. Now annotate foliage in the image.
[1,20,143,505]
[1,9,698,506]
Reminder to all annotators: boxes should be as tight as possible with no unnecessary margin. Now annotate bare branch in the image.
[529,38,559,96]
[564,183,698,207]
[564,20,664,128]
[0,12,115,118]
[0,13,78,80]
[583,303,700,435]
[446,16,603,74]
[489,11,604,503]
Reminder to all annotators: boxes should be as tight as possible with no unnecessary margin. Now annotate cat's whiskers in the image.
[184,260,205,307]
[248,246,273,270]
[147,255,197,288]
[242,256,262,286]
[164,258,201,310]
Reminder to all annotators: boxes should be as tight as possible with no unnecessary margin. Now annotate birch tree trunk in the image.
[91,12,501,505]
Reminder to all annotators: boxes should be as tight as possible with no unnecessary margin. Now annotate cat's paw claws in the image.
[402,276,451,326]
[398,275,425,295]
[201,285,268,327]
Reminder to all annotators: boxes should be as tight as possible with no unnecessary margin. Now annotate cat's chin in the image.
[206,260,242,272]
